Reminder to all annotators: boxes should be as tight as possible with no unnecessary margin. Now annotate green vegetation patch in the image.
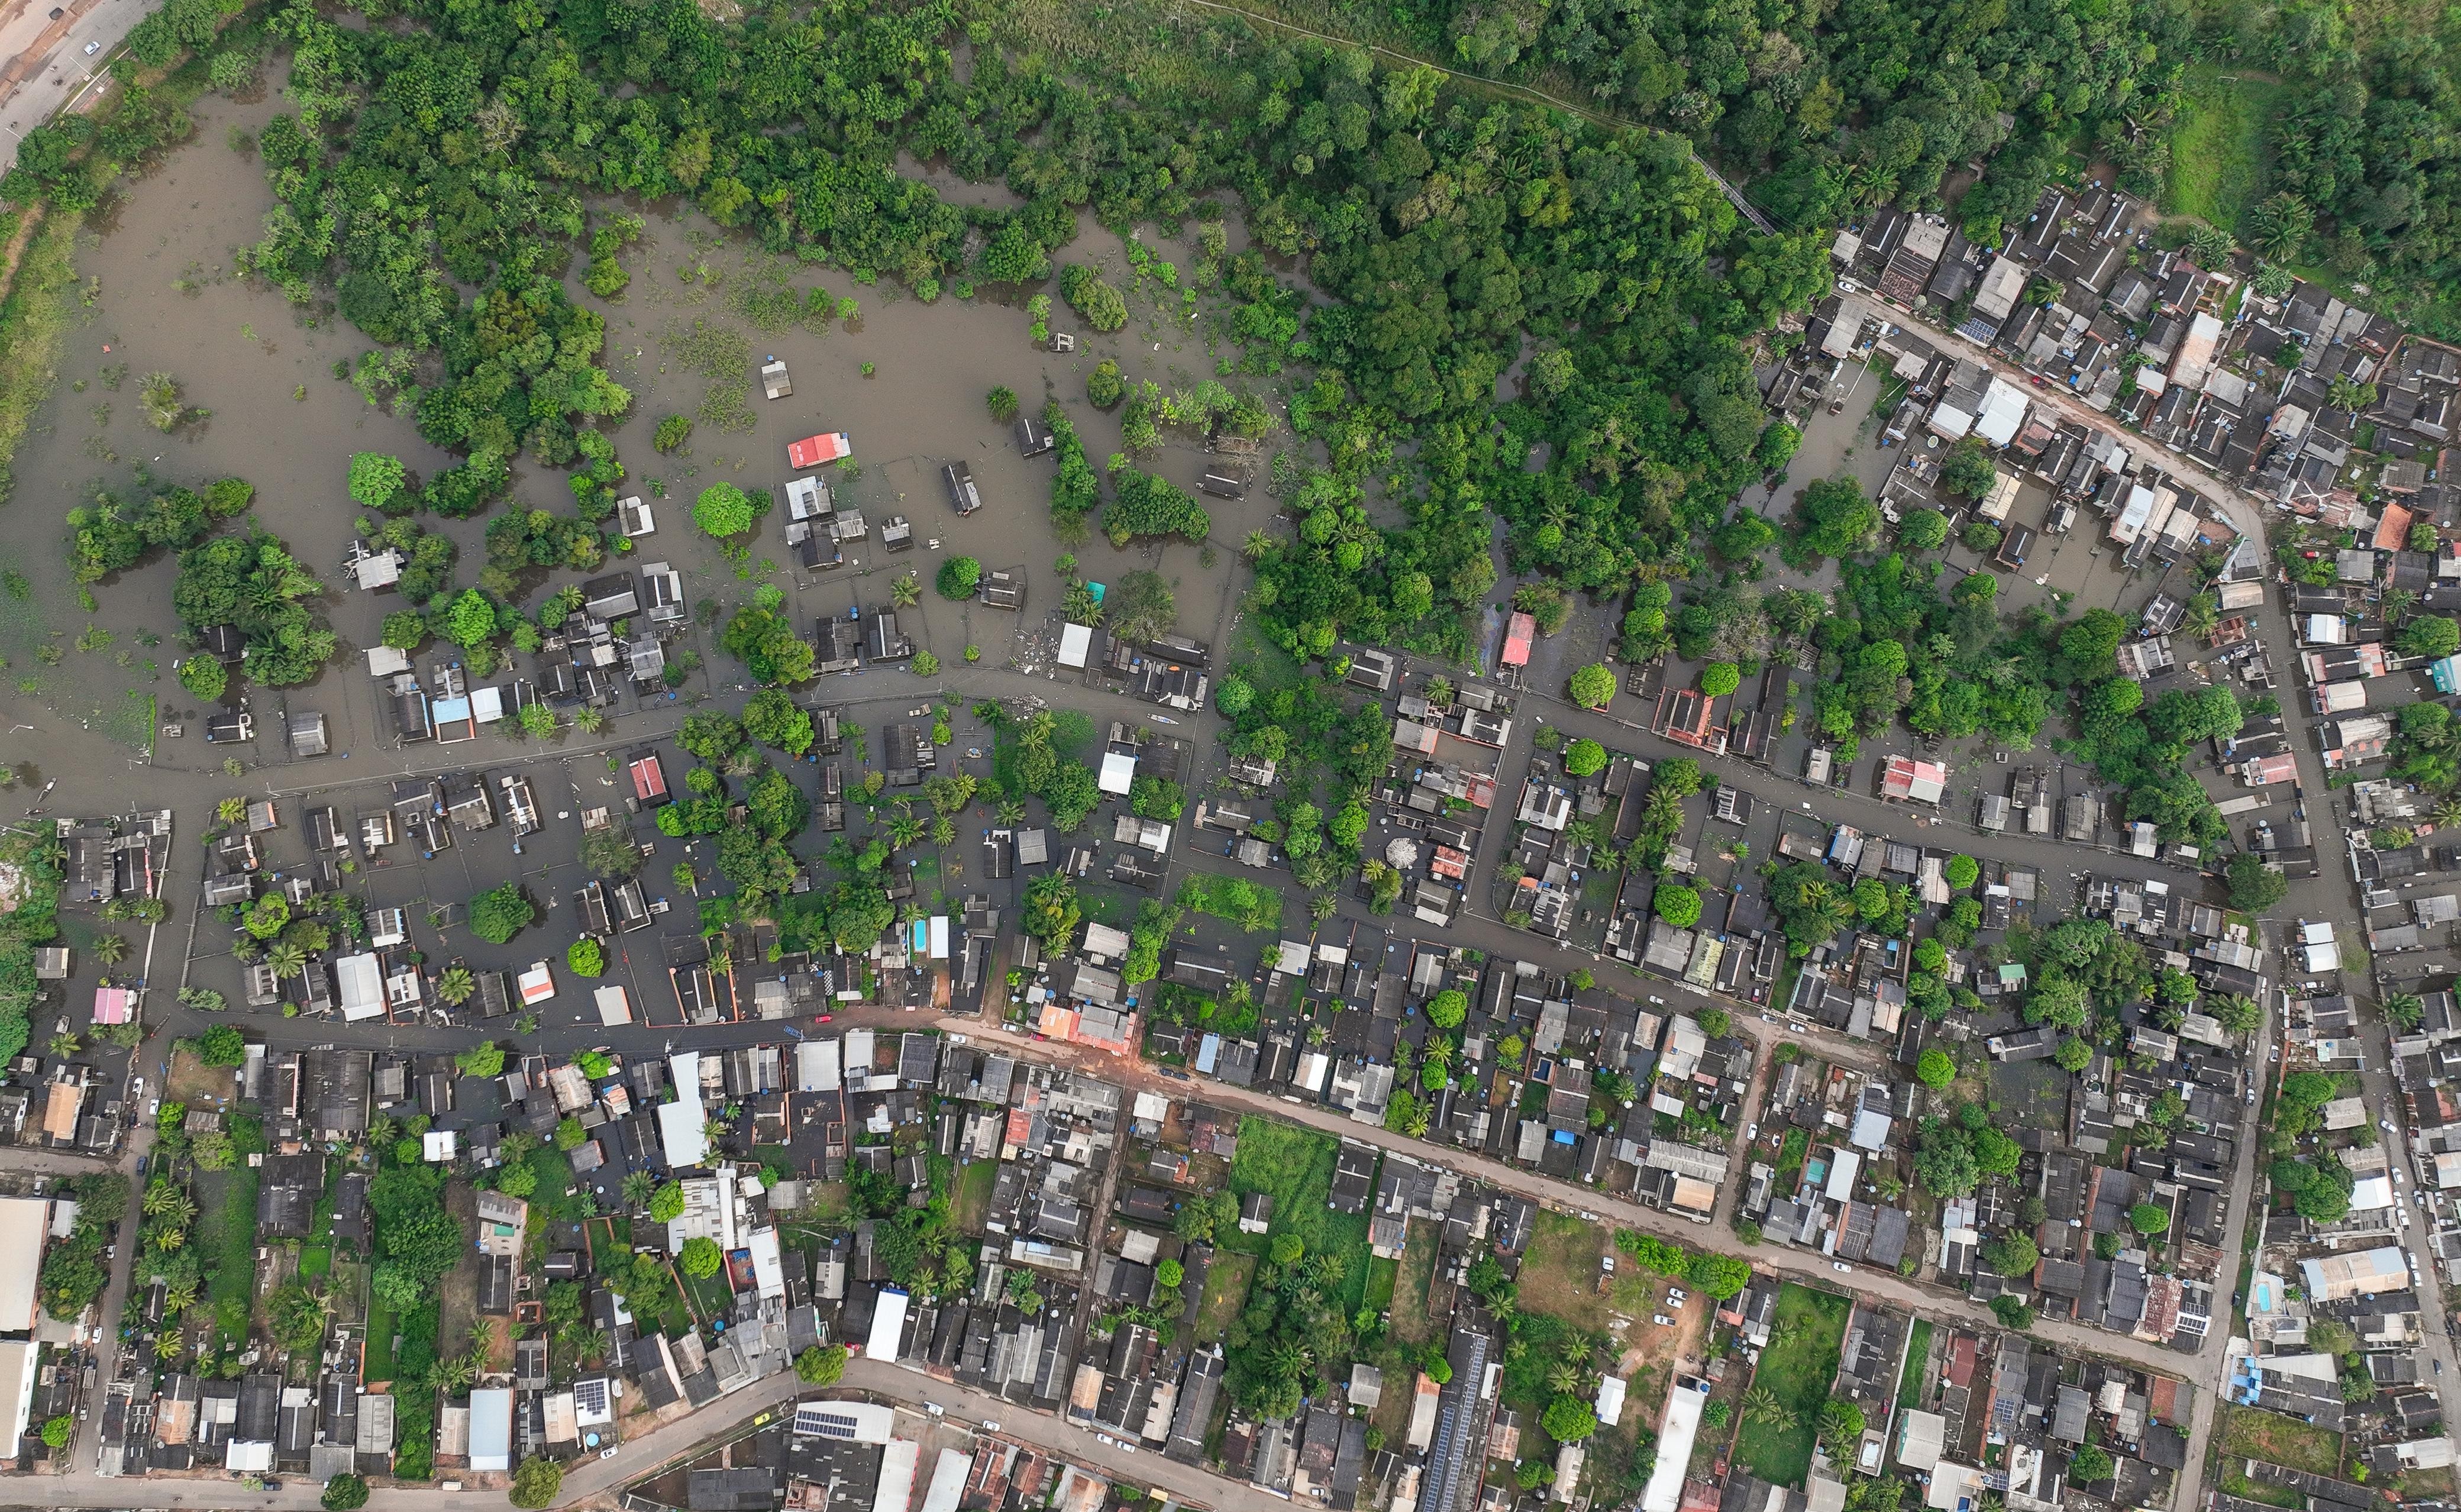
[2218,1404,2343,1477]
[1518,1209,1613,1330]
[1194,1251,1255,1345]
[1732,1283,1849,1487]
[1897,1317,1932,1413]
[2163,66,2286,235]
[1223,1116,1372,1312]
[950,1159,999,1234]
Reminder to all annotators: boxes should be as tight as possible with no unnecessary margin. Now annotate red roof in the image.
[1501,611,1535,667]
[629,755,667,802]
[787,431,852,469]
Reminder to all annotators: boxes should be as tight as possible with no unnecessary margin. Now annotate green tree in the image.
[323,1474,370,1510]
[1542,1396,1600,1444]
[1793,476,1881,559]
[469,883,535,944]
[2068,1446,2113,1484]
[681,1236,724,1277]
[1938,437,1998,499]
[2400,615,2461,660]
[198,1025,246,1066]
[2129,1203,2171,1236]
[694,482,761,539]
[1569,664,1617,709]
[456,1041,506,1077]
[1702,662,1741,697]
[511,1456,564,1510]
[347,452,407,511]
[1426,988,1468,1029]
[1982,1233,2039,1275]
[569,937,606,975]
[1899,510,1950,552]
[1564,739,1607,777]
[1990,1295,2036,1330]
[40,1414,72,1449]
[1269,1234,1304,1266]
[1946,855,1979,890]
[1916,1048,1956,1088]
[2054,1035,2093,1072]
[796,1343,848,1384]
[177,655,227,700]
[650,1182,686,1223]
[1655,885,1703,928]
[986,386,1019,421]
[654,415,693,453]
[937,556,983,599]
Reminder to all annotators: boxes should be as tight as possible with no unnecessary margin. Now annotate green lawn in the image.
[1897,1318,1932,1414]
[1364,1254,1399,1312]
[951,1159,999,1235]
[298,1245,331,1280]
[1224,1116,1374,1313]
[2164,65,2287,234]
[365,1294,398,1382]
[197,1166,260,1346]
[1733,1283,1850,1487]
[1194,1252,1255,1344]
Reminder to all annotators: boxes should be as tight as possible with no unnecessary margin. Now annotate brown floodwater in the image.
[1,66,1300,803]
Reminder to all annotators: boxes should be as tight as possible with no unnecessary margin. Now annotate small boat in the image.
[1150,715,1178,725]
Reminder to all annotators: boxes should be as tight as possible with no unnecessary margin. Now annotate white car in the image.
[82,39,98,54]
[1096,1434,1116,1447]
[981,1422,1002,1433]
[599,1446,621,1461]
[2382,1118,2398,1132]
[1747,1122,1759,1140]
[1833,1262,1852,1274]
[1601,1254,1616,1274]
[1668,1288,1687,1304]
[1652,1313,1674,1326]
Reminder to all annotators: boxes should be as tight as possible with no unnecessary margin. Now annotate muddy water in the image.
[2,70,1304,801]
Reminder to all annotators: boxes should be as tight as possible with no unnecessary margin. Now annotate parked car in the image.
[1667,1288,1687,1304]
[1600,1254,1616,1274]
[1833,1261,1852,1274]
[600,1446,621,1461]
[1651,1313,1673,1326]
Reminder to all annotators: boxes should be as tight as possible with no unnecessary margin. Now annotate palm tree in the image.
[574,706,608,735]
[164,1280,198,1314]
[997,797,1026,825]
[154,1332,183,1363]
[48,1033,79,1058]
[264,941,307,978]
[1742,1385,1782,1423]
[1404,1104,1431,1138]
[890,572,921,608]
[152,1227,187,1253]
[622,1171,655,1209]
[1546,1361,1584,1396]
[889,814,925,849]
[91,933,127,965]
[142,1181,182,1217]
[1242,531,1276,560]
[436,967,475,1006]
[2439,796,2461,828]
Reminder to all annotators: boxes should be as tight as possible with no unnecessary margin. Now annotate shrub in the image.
[1061,264,1129,331]
[1087,360,1125,408]
[912,650,941,676]
[1563,738,1606,777]
[198,1025,246,1065]
[654,415,693,453]
[796,1343,848,1384]
[511,1456,564,1510]
[347,452,406,511]
[693,482,762,539]
[1654,885,1702,928]
[650,1181,686,1223]
[986,386,1019,421]
[1916,1048,1956,1088]
[322,1473,370,1510]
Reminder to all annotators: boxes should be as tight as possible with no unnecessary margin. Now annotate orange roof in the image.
[2376,502,2415,553]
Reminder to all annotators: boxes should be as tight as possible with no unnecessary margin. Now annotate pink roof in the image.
[2246,752,2299,786]
[1501,612,1535,667]
[629,755,667,802]
[787,432,852,469]
[91,987,132,1025]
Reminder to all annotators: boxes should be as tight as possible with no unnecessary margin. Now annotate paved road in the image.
[0,0,156,175]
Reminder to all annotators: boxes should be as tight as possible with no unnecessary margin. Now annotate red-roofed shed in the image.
[1502,612,1535,668]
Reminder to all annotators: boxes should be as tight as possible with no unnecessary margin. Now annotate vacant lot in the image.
[2165,66,2286,234]
[1387,1219,1442,1351]
[2220,1404,2343,1477]
[1225,1115,1372,1312]
[1194,1251,1254,1345]
[1522,1209,1613,1330]
[1733,1283,1849,1487]
[1898,1318,1933,1413]
[951,1160,998,1233]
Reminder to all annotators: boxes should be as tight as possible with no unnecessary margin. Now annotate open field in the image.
[1898,1318,1932,1411]
[1733,1283,1849,1487]
[2219,1404,2343,1477]
[1193,1251,1254,1344]
[2164,66,2286,233]
[1520,1209,1613,1330]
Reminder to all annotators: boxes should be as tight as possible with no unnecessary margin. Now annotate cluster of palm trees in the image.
[140,1178,205,1362]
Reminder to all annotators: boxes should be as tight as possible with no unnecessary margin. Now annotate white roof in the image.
[750,1226,786,1299]
[0,1203,43,1332]
[1058,622,1094,667]
[517,962,557,1004]
[2352,1175,2395,1211]
[1642,1384,1707,1512]
[469,1388,515,1471]
[423,1129,457,1162]
[335,953,385,1022]
[1099,750,1138,796]
[867,1285,909,1362]
[594,985,633,1026]
[659,1052,709,1169]
[873,1439,919,1512]
[0,1340,35,1449]
[797,1038,841,1093]
[1595,1375,1628,1426]
[471,686,505,723]
[1974,379,2028,447]
[920,1448,973,1512]
[1826,1148,1862,1201]
[365,645,411,676]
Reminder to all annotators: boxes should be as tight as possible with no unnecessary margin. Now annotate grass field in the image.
[951,1159,999,1233]
[1388,1219,1441,1349]
[1194,1252,1255,1344]
[2165,65,2287,234]
[197,1165,260,1349]
[1364,1254,1399,1312]
[1520,1210,1612,1330]
[1224,1116,1374,1313]
[1898,1318,1933,1413]
[2220,1403,2344,1476]
[1733,1284,1850,1487]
